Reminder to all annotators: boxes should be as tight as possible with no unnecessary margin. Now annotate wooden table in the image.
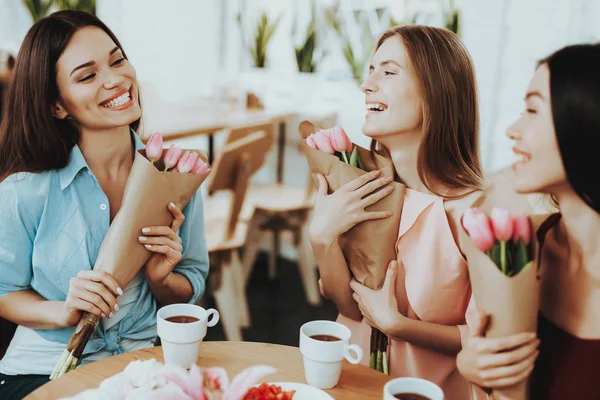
[141,99,297,183]
[27,342,391,399]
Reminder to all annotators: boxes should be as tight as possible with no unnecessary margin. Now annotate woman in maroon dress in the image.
[456,44,600,399]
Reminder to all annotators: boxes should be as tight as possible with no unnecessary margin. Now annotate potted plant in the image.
[237,11,281,105]
[22,0,55,22]
[56,0,96,15]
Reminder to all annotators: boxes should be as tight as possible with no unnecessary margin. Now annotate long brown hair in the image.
[370,25,485,196]
[0,10,140,183]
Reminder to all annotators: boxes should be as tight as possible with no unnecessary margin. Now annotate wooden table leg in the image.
[276,121,285,184]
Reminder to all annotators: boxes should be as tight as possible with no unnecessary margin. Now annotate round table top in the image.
[27,341,392,399]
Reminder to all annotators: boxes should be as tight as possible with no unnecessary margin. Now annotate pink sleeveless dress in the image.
[338,189,488,400]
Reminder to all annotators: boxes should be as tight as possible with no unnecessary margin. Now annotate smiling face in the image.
[360,36,423,139]
[507,64,567,194]
[53,26,141,131]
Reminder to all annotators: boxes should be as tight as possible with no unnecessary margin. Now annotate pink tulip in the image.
[461,208,495,252]
[204,367,229,395]
[190,158,211,175]
[329,126,353,154]
[490,208,513,242]
[163,144,183,171]
[313,130,335,154]
[177,151,198,174]
[305,134,318,150]
[512,213,531,245]
[146,133,163,163]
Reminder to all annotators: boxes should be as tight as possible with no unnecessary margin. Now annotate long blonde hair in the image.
[371,25,485,197]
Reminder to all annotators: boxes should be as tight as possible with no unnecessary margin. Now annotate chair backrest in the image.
[207,125,273,237]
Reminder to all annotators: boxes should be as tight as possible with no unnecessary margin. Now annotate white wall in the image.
[3,0,600,174]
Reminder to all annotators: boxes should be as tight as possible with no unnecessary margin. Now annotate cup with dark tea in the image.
[383,377,444,400]
[157,303,219,368]
[299,320,363,389]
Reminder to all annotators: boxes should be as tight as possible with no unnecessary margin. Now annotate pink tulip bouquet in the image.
[51,134,211,380]
[304,126,364,169]
[300,121,406,375]
[461,208,533,276]
[63,359,287,400]
[461,207,539,398]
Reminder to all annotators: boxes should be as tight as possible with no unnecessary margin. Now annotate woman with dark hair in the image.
[310,26,487,399]
[0,11,209,398]
[457,44,600,399]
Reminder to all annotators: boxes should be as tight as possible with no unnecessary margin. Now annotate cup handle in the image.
[206,308,220,327]
[344,344,363,365]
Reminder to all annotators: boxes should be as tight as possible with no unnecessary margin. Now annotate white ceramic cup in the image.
[299,320,363,389]
[383,377,444,400]
[157,304,219,368]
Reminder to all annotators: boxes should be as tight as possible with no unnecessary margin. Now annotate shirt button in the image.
[100,203,107,211]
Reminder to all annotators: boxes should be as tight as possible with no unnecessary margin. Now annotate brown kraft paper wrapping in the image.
[461,191,540,399]
[299,121,405,290]
[93,149,209,287]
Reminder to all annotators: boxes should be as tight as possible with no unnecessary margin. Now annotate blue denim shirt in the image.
[0,133,209,359]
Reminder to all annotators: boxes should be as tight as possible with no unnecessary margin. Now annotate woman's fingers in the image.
[360,185,394,208]
[482,332,538,353]
[354,211,393,224]
[480,350,539,381]
[80,280,118,312]
[69,297,104,317]
[355,176,392,198]
[168,202,185,232]
[77,270,122,296]
[485,339,539,368]
[70,285,113,317]
[144,244,182,262]
[139,236,182,252]
[141,226,181,243]
[485,363,535,389]
[343,170,381,192]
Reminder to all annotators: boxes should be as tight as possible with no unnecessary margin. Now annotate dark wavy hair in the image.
[0,10,140,182]
[540,44,600,212]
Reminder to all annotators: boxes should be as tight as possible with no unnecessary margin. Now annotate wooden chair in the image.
[204,126,273,341]
[238,114,338,307]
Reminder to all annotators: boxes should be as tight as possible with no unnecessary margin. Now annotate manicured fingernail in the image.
[109,312,113,318]
[145,244,152,249]
[138,236,147,242]
[117,287,124,296]
[114,304,119,312]
[527,333,537,339]
[386,211,393,216]
[385,176,393,183]
[169,202,176,208]
[142,228,150,234]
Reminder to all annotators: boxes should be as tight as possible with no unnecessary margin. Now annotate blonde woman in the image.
[309,26,486,399]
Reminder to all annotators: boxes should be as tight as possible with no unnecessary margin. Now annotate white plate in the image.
[260,382,334,400]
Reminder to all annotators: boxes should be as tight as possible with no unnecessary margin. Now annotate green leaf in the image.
[490,242,501,271]
[514,239,529,275]
[349,146,359,167]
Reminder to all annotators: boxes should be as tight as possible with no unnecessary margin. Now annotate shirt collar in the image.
[59,129,145,191]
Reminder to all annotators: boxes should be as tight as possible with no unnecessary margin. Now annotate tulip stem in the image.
[500,241,507,275]
[341,151,349,164]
